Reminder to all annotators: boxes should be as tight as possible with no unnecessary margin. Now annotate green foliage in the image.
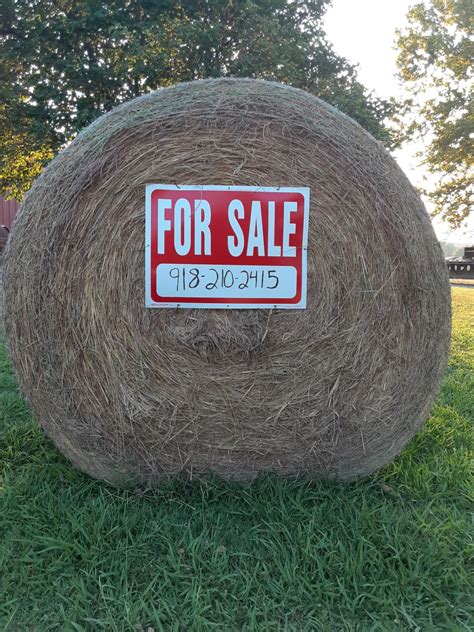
[0,287,472,630]
[0,0,393,200]
[0,115,54,200]
[396,0,473,228]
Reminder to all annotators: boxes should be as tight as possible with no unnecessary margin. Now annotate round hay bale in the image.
[3,78,451,484]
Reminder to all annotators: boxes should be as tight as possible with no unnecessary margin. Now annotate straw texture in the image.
[3,79,451,484]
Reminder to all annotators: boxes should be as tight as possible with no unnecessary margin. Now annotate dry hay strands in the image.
[3,78,451,485]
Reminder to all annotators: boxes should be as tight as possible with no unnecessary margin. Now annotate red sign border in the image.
[145,184,310,309]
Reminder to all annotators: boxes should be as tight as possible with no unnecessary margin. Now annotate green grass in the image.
[1,288,472,631]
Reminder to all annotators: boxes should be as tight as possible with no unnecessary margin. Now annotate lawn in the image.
[0,288,472,631]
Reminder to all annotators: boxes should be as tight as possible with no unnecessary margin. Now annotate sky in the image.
[324,0,473,246]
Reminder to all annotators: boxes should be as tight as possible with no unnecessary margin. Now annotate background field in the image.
[0,288,472,631]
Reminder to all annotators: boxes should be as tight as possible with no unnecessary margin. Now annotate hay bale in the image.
[3,78,451,484]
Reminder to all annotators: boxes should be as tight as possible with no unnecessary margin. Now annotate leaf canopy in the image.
[1,0,393,199]
[396,0,473,228]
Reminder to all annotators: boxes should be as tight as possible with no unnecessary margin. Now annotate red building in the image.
[0,196,20,252]
[0,196,20,229]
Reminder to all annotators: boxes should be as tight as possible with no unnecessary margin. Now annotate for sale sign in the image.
[145,184,309,309]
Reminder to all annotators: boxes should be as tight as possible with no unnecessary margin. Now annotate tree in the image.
[396,0,473,228]
[439,240,464,257]
[1,0,393,199]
